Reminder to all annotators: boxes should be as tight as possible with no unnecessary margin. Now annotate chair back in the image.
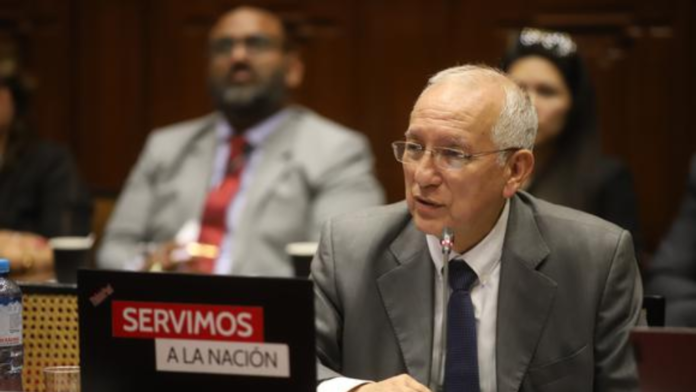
[643,295,666,327]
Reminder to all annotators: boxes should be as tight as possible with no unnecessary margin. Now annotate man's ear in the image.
[503,149,535,198]
[284,52,304,89]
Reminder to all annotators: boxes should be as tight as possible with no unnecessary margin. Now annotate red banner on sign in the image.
[112,301,264,342]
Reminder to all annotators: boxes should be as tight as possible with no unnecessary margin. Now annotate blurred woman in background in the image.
[0,66,92,274]
[501,28,642,250]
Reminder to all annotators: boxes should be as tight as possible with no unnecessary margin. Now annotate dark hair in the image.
[0,73,36,171]
[500,28,599,153]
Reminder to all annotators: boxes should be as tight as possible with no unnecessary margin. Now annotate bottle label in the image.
[0,300,22,347]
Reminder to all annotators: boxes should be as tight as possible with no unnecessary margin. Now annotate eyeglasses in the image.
[391,141,520,170]
[209,35,282,56]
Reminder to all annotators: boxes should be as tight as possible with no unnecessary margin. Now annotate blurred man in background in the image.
[98,6,383,276]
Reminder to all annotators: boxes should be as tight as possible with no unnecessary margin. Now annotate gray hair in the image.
[426,64,537,164]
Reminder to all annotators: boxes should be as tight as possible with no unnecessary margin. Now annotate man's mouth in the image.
[415,196,444,208]
[229,69,253,83]
[227,65,255,84]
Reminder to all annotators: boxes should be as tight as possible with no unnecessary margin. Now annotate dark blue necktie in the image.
[444,260,480,392]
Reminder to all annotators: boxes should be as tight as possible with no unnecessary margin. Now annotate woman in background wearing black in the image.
[0,70,92,274]
[501,28,642,250]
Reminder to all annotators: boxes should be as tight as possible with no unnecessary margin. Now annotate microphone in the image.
[431,227,454,391]
[441,228,454,255]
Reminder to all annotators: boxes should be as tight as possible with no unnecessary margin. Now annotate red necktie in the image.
[191,135,248,273]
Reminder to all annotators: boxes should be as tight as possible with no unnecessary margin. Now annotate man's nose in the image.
[229,43,250,62]
[413,153,443,187]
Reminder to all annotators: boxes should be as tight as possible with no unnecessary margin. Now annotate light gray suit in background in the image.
[98,106,384,276]
[314,192,642,392]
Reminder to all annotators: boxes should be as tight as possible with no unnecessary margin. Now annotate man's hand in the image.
[142,241,219,273]
[0,230,53,273]
[351,375,432,392]
[142,241,182,272]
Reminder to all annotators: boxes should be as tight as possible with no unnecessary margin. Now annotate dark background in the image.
[1,0,694,253]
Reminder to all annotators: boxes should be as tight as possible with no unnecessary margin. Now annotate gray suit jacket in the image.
[98,106,384,276]
[313,193,642,392]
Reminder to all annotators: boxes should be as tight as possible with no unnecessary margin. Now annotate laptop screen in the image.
[78,270,315,392]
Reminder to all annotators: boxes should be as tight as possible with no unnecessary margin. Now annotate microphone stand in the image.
[430,228,454,392]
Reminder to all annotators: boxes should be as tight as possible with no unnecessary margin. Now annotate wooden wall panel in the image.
[0,0,72,144]
[651,0,696,242]
[3,0,694,251]
[146,0,218,129]
[73,0,148,191]
[267,0,351,126]
[353,1,451,201]
[621,30,686,249]
[25,1,73,144]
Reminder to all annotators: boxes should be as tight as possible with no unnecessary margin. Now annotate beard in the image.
[209,64,288,120]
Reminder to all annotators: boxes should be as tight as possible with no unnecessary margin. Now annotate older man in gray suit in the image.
[313,65,642,392]
[98,6,383,276]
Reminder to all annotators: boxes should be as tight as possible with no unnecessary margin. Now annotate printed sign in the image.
[112,301,264,341]
[155,339,289,377]
[78,270,315,392]
[111,301,286,377]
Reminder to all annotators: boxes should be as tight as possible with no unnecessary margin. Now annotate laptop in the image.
[78,270,315,392]
[631,327,696,392]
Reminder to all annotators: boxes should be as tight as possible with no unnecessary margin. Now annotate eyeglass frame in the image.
[391,141,521,170]
[209,34,285,56]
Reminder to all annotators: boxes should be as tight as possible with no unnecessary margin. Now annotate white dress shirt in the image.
[209,109,290,274]
[319,200,510,392]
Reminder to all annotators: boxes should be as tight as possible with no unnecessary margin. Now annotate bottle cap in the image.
[0,259,9,273]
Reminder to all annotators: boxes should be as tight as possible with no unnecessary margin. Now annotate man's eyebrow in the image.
[403,130,469,146]
[443,135,468,147]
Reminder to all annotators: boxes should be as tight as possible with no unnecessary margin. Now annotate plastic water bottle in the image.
[0,259,23,391]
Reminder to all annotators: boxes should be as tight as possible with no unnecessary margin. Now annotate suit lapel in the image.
[377,221,435,385]
[232,109,301,272]
[176,115,219,223]
[238,108,301,216]
[496,195,557,392]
